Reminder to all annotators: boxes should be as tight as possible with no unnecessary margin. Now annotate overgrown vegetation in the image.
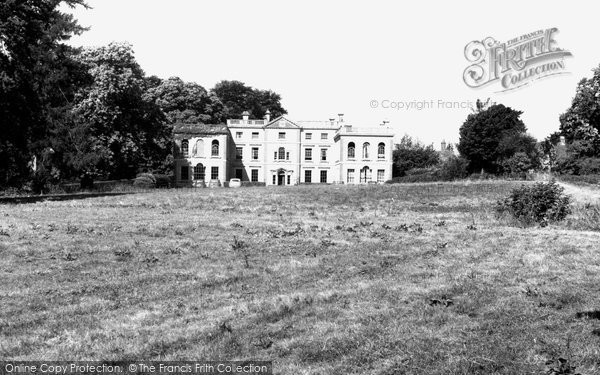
[496,180,571,227]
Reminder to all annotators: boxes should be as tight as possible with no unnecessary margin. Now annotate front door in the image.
[278,174,285,185]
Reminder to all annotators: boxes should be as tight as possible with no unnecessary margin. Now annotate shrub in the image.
[154,174,171,188]
[495,180,571,226]
[133,173,156,188]
[241,181,266,187]
[439,156,469,180]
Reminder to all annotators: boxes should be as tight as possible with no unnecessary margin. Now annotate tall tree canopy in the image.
[63,43,171,179]
[211,80,286,122]
[144,76,223,125]
[0,0,88,187]
[558,65,600,157]
[458,102,538,173]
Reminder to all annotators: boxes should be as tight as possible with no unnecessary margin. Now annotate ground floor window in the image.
[193,164,205,180]
[181,166,189,180]
[287,175,291,185]
[360,167,371,183]
[305,170,312,183]
[377,169,385,183]
[347,169,355,183]
[251,169,259,182]
[320,170,327,183]
[272,175,276,184]
[211,166,219,180]
[235,168,243,180]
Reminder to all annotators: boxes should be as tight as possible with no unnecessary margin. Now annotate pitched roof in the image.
[265,116,300,129]
[173,123,229,136]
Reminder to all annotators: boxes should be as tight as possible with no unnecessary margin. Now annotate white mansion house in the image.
[174,112,394,186]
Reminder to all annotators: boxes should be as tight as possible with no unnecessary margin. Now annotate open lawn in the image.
[1,181,600,374]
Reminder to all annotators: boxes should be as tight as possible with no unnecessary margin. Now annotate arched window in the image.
[362,142,370,159]
[348,142,355,159]
[193,163,205,180]
[211,140,219,157]
[278,147,285,160]
[378,142,385,159]
[360,166,371,183]
[194,139,204,156]
[181,139,189,156]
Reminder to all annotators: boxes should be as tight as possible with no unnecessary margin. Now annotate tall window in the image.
[193,163,205,180]
[348,142,355,159]
[305,133,312,140]
[321,149,327,161]
[377,169,385,183]
[362,142,370,159]
[252,147,259,160]
[305,170,312,183]
[211,166,219,180]
[181,140,189,156]
[181,166,189,180]
[320,170,327,183]
[194,139,204,156]
[360,166,371,183]
[305,148,312,161]
[347,169,355,183]
[251,169,259,182]
[211,140,219,157]
[236,147,243,160]
[278,147,285,160]
[378,143,385,159]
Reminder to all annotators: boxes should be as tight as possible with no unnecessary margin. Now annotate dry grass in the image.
[1,181,600,374]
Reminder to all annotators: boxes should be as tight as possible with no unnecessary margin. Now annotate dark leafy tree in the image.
[211,80,286,122]
[144,76,223,125]
[559,65,600,156]
[392,135,440,177]
[65,43,171,179]
[458,102,537,173]
[0,0,88,188]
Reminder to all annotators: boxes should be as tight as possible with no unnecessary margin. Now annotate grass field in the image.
[1,181,600,374]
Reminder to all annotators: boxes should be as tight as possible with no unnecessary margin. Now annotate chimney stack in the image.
[338,113,344,122]
[242,110,250,122]
[264,110,271,123]
[329,118,336,126]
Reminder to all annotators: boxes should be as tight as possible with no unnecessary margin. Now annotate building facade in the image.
[174,112,394,186]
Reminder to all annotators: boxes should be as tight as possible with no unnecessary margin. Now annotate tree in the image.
[144,76,223,125]
[458,103,537,174]
[0,0,88,187]
[211,80,286,122]
[63,43,171,179]
[392,135,440,177]
[559,65,600,156]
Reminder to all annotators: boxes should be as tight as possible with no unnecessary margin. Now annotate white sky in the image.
[64,0,600,148]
